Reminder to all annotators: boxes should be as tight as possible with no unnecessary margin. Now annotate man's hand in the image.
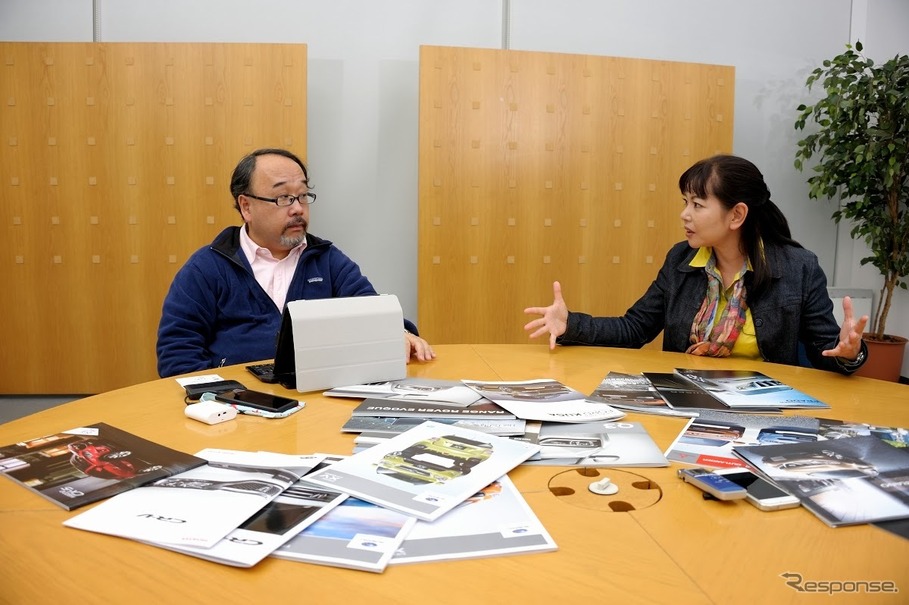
[523,281,569,350]
[405,332,436,363]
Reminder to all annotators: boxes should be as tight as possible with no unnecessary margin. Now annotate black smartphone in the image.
[184,379,247,401]
[214,389,299,413]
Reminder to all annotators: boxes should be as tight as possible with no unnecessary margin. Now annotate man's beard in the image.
[280,218,308,248]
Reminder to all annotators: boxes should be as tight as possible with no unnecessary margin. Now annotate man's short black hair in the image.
[229,148,310,212]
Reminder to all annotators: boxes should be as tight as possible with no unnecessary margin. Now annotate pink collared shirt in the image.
[239,226,306,311]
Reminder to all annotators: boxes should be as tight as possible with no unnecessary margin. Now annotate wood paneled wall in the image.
[418,46,734,345]
[1,43,306,394]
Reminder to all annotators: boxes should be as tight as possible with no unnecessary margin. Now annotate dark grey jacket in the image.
[559,241,866,375]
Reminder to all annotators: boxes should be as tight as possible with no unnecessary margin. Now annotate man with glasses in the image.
[156,148,434,377]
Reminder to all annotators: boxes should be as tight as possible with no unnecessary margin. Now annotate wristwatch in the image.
[836,343,867,370]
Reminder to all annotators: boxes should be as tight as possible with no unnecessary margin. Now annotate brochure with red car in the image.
[0,422,205,510]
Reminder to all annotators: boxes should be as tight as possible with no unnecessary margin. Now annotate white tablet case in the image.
[286,295,407,393]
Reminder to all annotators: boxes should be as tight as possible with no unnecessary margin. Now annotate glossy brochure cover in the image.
[304,421,540,522]
[461,378,626,423]
[341,415,527,437]
[587,372,697,418]
[64,449,308,548]
[390,474,557,564]
[664,409,820,468]
[519,421,669,467]
[349,397,517,420]
[733,436,909,527]
[674,368,830,409]
[272,496,416,573]
[643,372,781,414]
[143,457,347,567]
[324,377,484,407]
[0,422,205,511]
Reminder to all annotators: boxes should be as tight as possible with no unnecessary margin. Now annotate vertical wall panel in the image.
[0,42,307,393]
[418,46,734,345]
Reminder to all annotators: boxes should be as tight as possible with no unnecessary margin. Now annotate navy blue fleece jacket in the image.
[156,226,416,377]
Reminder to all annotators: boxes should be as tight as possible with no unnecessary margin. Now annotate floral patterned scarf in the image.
[687,253,748,357]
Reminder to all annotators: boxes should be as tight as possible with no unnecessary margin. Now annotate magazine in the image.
[64,449,308,548]
[390,474,557,564]
[587,372,696,418]
[141,457,347,567]
[733,436,909,527]
[341,415,527,437]
[349,398,517,420]
[351,424,528,451]
[664,410,820,468]
[674,368,830,409]
[324,377,484,407]
[273,496,417,573]
[643,372,781,414]
[817,419,909,448]
[518,421,669,467]
[461,379,626,423]
[0,422,205,510]
[305,421,540,521]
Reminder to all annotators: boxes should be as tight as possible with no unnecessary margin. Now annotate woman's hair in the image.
[229,148,310,212]
[678,154,801,299]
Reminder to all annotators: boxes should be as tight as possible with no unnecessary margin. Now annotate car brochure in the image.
[348,397,517,420]
[517,421,669,467]
[390,474,557,565]
[341,415,527,437]
[273,495,417,573]
[0,422,205,511]
[304,421,540,522]
[733,436,909,527]
[324,377,484,407]
[64,449,308,548]
[460,378,626,423]
[664,410,820,468]
[817,419,909,448]
[271,452,416,573]
[643,372,781,414]
[587,372,696,418]
[673,368,830,409]
[140,457,348,568]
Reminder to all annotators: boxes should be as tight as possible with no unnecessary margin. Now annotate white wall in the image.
[2,0,907,376]
[839,0,909,366]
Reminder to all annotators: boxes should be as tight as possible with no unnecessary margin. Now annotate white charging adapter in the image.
[184,400,238,425]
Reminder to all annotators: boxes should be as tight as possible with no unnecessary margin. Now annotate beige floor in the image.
[0,396,83,424]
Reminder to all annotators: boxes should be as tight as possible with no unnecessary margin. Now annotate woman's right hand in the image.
[523,281,569,350]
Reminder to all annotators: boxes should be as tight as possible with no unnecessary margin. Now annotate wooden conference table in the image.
[1,345,907,605]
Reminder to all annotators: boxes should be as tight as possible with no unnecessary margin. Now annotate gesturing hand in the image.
[821,295,868,361]
[523,281,569,350]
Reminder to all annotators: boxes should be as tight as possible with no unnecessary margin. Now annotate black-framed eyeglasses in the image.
[243,192,316,207]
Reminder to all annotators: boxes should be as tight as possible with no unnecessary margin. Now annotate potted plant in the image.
[794,41,909,382]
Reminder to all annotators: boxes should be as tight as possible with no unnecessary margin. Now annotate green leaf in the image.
[791,40,909,336]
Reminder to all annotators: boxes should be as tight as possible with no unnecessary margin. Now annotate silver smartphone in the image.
[713,467,800,511]
[678,467,748,500]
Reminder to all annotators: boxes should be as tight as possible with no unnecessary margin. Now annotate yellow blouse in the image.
[689,247,760,359]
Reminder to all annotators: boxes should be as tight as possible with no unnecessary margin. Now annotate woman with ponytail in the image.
[524,155,868,374]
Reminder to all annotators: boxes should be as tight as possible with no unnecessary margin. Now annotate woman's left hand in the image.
[821,296,869,361]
